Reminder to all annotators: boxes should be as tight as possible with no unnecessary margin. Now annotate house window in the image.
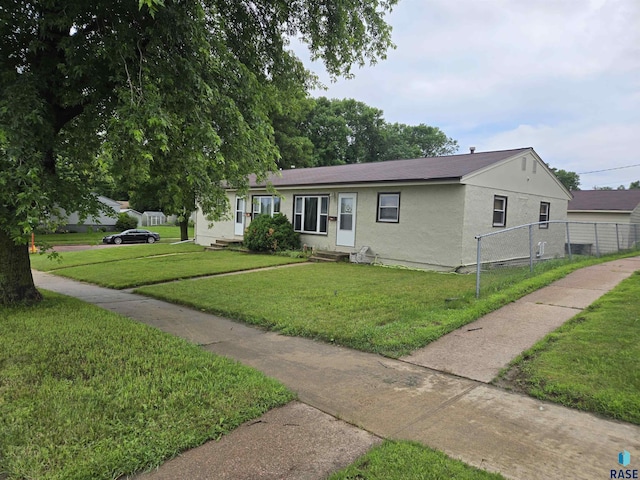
[293,195,329,234]
[252,196,280,218]
[377,193,400,223]
[539,202,550,228]
[493,195,507,227]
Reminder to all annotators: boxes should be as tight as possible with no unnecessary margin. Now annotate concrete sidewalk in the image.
[32,256,640,480]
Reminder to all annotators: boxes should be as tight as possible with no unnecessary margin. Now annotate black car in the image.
[102,229,160,245]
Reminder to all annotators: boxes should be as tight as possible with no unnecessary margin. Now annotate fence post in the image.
[529,224,534,272]
[565,222,572,261]
[476,236,482,298]
[616,223,620,252]
[594,223,600,257]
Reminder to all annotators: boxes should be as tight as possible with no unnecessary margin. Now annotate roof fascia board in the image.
[227,179,461,192]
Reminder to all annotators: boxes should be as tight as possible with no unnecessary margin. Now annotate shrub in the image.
[115,212,138,231]
[244,214,300,252]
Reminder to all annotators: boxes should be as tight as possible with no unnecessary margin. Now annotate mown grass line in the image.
[0,292,293,480]
[495,271,640,425]
[30,243,205,271]
[48,251,307,289]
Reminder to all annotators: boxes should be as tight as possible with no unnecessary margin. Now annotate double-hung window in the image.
[377,193,400,223]
[252,196,280,218]
[493,195,507,227]
[539,202,550,229]
[294,195,329,234]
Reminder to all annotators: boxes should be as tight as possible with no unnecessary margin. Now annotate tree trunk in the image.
[179,219,189,241]
[0,229,42,305]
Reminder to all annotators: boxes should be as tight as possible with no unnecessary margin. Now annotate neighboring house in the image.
[567,190,640,224]
[195,147,572,270]
[55,195,120,232]
[566,189,640,255]
[142,211,167,226]
[120,208,143,227]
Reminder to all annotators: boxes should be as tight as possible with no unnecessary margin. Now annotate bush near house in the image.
[243,214,300,252]
[115,212,138,230]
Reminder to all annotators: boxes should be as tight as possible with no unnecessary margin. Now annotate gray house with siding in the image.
[195,147,572,270]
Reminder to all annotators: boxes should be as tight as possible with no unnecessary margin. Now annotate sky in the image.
[295,0,640,190]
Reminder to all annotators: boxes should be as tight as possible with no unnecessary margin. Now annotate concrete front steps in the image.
[205,238,244,251]
[309,250,350,263]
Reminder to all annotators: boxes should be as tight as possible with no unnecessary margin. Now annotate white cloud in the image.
[296,0,640,188]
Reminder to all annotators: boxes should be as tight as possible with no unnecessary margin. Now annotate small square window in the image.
[539,202,550,228]
[377,193,400,223]
[493,195,507,227]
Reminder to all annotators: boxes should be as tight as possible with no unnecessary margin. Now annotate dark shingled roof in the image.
[568,190,640,211]
[250,148,532,188]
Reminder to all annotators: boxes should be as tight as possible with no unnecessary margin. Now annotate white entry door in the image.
[336,193,356,247]
[234,197,245,236]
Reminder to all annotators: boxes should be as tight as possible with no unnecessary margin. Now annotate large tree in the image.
[0,0,397,304]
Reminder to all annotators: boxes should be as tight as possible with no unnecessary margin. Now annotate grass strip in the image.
[496,271,640,424]
[49,250,307,289]
[329,440,505,480]
[0,292,293,480]
[30,243,204,271]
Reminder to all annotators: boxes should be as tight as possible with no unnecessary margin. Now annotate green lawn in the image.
[329,441,504,480]
[497,271,640,424]
[46,250,307,289]
[0,292,293,480]
[135,262,537,357]
[34,225,193,246]
[31,242,204,271]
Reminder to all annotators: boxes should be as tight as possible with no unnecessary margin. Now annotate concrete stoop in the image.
[309,250,350,263]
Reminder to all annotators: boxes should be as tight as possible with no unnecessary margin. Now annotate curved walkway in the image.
[32,256,640,480]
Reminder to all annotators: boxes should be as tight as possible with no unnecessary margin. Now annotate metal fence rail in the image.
[475,221,640,297]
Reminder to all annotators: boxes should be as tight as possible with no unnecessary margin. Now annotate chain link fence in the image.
[475,221,640,297]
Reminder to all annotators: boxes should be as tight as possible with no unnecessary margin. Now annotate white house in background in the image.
[568,190,640,224]
[56,195,120,232]
[120,208,143,227]
[195,147,572,270]
[142,211,166,226]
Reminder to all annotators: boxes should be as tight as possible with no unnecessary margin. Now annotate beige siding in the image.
[459,152,570,266]
[197,185,466,269]
[632,206,640,225]
[566,211,631,224]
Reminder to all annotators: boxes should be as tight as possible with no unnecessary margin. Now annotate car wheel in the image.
[147,237,155,244]
[114,237,122,245]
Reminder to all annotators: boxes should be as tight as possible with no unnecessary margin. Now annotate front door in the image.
[234,197,245,236]
[336,193,356,247]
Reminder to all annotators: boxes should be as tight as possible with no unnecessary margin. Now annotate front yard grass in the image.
[495,271,640,425]
[0,292,293,480]
[329,440,504,480]
[30,242,204,271]
[35,249,307,289]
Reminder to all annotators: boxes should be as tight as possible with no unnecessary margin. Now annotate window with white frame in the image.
[493,195,507,227]
[293,195,329,234]
[377,193,400,223]
[252,196,281,218]
[539,202,550,228]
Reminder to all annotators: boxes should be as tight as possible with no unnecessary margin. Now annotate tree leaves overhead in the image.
[0,0,397,303]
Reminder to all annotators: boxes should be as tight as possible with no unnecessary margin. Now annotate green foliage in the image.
[115,212,138,231]
[278,97,459,168]
[630,180,640,189]
[550,168,581,191]
[0,0,397,303]
[0,292,293,479]
[243,214,300,252]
